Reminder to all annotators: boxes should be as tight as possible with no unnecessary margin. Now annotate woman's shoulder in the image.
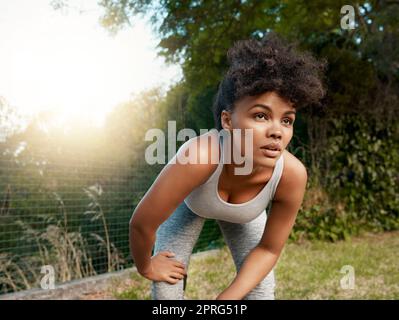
[281,149,307,173]
[171,130,220,185]
[177,130,221,166]
[273,149,308,202]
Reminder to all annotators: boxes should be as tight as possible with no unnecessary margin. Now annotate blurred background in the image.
[0,0,397,297]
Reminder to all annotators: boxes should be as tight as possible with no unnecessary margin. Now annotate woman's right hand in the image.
[140,251,187,284]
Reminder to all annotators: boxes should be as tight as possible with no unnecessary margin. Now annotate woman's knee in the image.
[151,280,185,300]
[244,288,275,300]
[243,271,276,300]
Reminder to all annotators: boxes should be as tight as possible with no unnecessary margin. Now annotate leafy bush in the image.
[291,115,398,242]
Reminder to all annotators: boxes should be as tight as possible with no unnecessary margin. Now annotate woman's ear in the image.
[221,110,233,130]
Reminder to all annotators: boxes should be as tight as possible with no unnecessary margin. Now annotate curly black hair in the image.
[212,32,327,130]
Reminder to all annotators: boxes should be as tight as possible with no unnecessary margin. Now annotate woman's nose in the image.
[270,131,282,139]
[268,122,282,139]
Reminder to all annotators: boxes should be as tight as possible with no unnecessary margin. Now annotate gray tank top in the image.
[184,134,284,223]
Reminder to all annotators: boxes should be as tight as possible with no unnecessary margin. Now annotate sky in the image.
[0,0,182,128]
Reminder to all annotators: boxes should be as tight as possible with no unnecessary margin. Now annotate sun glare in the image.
[0,0,181,128]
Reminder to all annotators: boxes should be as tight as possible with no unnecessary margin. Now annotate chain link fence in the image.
[0,149,224,295]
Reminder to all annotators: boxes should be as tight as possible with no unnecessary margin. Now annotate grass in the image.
[112,231,399,300]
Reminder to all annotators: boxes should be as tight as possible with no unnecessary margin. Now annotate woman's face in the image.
[221,91,296,169]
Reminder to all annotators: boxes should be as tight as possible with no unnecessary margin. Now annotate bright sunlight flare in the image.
[0,0,181,127]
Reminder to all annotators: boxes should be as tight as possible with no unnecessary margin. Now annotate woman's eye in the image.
[255,114,294,125]
[255,113,267,120]
[283,118,294,125]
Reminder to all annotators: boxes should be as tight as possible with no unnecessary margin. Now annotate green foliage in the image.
[326,115,399,231]
[292,115,398,242]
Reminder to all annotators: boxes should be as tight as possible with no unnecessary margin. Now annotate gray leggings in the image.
[152,201,275,300]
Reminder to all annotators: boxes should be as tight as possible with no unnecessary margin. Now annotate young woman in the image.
[129,33,326,300]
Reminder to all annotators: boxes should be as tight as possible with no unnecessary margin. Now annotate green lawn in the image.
[112,231,399,300]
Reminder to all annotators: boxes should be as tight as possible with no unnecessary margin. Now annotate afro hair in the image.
[212,32,327,130]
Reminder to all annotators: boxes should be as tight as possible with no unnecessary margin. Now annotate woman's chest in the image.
[216,172,272,205]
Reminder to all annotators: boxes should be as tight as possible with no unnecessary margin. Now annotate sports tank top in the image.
[183,134,285,224]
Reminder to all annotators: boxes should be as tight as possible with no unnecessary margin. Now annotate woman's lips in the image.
[261,148,280,158]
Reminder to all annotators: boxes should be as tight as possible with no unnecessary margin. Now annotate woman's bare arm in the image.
[129,132,219,281]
